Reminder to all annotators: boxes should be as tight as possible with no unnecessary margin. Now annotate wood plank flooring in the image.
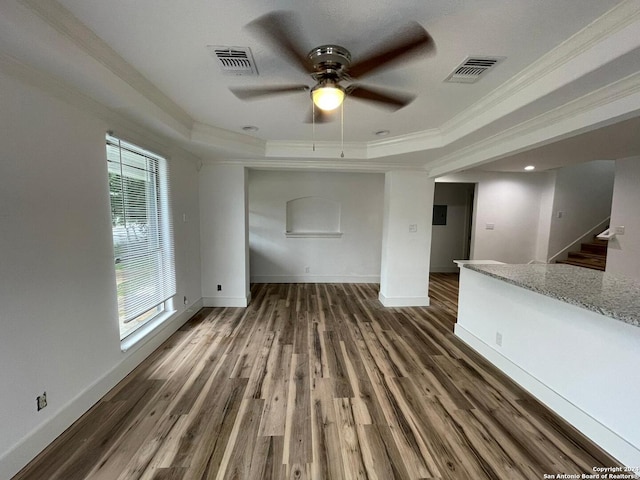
[13,274,623,480]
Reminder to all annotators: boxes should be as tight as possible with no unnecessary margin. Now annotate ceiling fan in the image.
[230,11,435,123]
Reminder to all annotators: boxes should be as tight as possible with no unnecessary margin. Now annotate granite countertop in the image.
[463,263,640,327]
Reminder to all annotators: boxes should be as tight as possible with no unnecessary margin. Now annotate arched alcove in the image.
[285,196,343,238]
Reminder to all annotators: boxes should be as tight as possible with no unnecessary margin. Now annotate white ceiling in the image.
[1,0,640,173]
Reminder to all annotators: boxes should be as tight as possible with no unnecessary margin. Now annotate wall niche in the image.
[285,196,343,238]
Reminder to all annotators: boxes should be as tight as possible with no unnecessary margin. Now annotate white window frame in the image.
[106,134,176,342]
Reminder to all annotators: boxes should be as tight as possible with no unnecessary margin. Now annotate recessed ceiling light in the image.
[524,165,535,171]
[374,130,390,137]
[242,125,259,132]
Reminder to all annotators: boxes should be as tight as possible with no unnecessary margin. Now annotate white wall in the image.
[547,160,615,260]
[200,164,250,304]
[430,183,474,272]
[0,71,202,479]
[438,172,553,263]
[607,157,640,281]
[534,171,557,262]
[379,171,434,306]
[456,267,640,466]
[248,170,384,282]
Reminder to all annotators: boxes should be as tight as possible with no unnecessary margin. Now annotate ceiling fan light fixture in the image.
[311,84,345,111]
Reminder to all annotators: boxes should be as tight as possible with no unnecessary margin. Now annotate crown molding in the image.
[191,122,266,157]
[202,157,423,173]
[20,0,194,137]
[439,0,640,145]
[264,129,443,160]
[11,0,640,167]
[366,129,443,158]
[428,70,640,177]
[265,140,368,159]
[0,50,202,166]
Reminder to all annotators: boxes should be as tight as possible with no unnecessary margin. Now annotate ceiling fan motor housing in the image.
[308,45,351,80]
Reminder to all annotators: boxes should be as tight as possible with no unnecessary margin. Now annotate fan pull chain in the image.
[340,101,344,158]
[312,101,316,152]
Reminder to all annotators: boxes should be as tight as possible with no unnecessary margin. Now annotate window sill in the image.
[120,309,176,352]
[285,231,343,238]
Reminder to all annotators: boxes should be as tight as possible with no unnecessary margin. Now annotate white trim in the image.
[367,128,443,158]
[439,1,640,144]
[191,122,265,157]
[21,0,193,136]
[0,51,201,167]
[378,292,430,307]
[210,158,423,173]
[0,300,203,480]
[285,232,343,238]
[265,140,368,159]
[11,0,640,167]
[429,71,640,177]
[454,324,640,467]
[251,275,380,284]
[202,296,249,307]
[120,308,175,352]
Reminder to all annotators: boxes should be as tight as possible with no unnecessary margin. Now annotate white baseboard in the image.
[454,324,640,467]
[251,275,380,284]
[0,299,203,480]
[378,292,430,307]
[203,295,249,307]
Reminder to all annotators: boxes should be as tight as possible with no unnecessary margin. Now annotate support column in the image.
[379,170,434,307]
[199,164,250,306]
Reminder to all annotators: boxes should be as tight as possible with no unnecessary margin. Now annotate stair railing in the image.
[547,217,610,264]
[596,228,616,240]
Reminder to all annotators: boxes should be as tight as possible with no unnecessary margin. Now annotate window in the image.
[106,134,175,340]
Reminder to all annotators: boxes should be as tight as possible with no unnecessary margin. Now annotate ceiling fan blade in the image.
[230,85,309,100]
[246,11,311,73]
[347,22,435,79]
[346,84,415,110]
[304,107,333,124]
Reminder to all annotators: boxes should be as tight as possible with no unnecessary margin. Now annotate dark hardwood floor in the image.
[13,273,622,479]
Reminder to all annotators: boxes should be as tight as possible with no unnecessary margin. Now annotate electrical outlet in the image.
[495,332,503,347]
[36,392,47,411]
[615,226,625,235]
[304,266,310,273]
[217,284,222,291]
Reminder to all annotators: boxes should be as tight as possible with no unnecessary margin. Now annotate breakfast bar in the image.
[455,263,640,467]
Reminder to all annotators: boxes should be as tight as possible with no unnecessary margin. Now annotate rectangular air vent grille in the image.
[208,46,258,76]
[445,56,504,83]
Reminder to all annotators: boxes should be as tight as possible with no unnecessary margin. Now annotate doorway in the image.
[430,182,476,272]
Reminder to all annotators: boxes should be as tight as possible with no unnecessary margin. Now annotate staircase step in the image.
[555,234,609,272]
[581,242,608,255]
[557,259,606,271]
[567,251,607,261]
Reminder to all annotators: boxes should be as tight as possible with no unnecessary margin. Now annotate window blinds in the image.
[106,134,175,324]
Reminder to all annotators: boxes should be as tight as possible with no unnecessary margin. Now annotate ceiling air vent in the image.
[445,56,504,84]
[208,46,258,76]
